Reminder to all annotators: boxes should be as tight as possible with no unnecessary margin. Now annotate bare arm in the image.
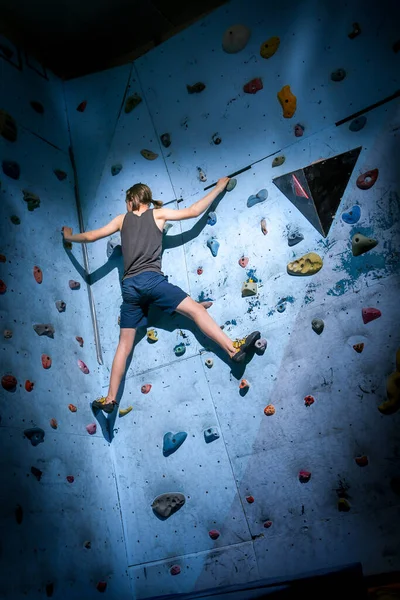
[62,215,124,244]
[155,177,230,225]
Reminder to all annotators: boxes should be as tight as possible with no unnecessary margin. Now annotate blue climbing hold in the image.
[349,116,366,132]
[174,343,186,357]
[163,431,187,457]
[342,205,361,224]
[207,211,217,226]
[204,427,220,443]
[247,189,268,208]
[207,237,219,257]
[24,427,45,446]
[288,232,304,247]
[111,163,122,176]
[276,302,286,313]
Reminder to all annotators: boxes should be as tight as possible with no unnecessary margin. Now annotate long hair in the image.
[125,183,163,211]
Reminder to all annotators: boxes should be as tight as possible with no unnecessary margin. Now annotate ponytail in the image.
[126,183,162,210]
[151,199,163,209]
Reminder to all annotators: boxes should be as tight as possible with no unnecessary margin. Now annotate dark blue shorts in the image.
[120,271,188,329]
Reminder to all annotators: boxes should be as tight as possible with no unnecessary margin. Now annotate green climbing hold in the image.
[22,190,40,211]
[272,155,285,167]
[10,215,21,225]
[141,149,158,160]
[125,93,142,113]
[0,110,17,142]
[352,233,378,256]
[226,178,237,192]
[174,343,186,357]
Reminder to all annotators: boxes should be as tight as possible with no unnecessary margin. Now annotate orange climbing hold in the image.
[141,384,152,394]
[239,379,250,390]
[33,266,43,284]
[41,354,52,369]
[25,380,34,392]
[76,336,84,347]
[76,101,87,112]
[355,455,368,467]
[50,418,58,429]
[0,254,6,262]
[2,375,17,391]
[264,404,275,416]
[260,36,280,59]
[68,404,77,412]
[277,85,297,118]
[0,280,6,294]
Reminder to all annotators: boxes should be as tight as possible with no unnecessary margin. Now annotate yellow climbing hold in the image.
[140,149,158,161]
[378,348,400,415]
[277,85,297,118]
[147,328,158,342]
[119,406,133,417]
[260,36,280,59]
[233,337,246,350]
[287,252,323,276]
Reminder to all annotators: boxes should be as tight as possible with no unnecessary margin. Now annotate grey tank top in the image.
[121,209,163,280]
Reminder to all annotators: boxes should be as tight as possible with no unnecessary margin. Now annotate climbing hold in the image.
[342,205,361,224]
[0,280,6,294]
[84,541,91,549]
[356,168,378,190]
[10,215,21,225]
[294,123,304,137]
[50,418,58,429]
[355,455,368,467]
[222,24,251,53]
[197,167,207,182]
[152,492,186,519]
[0,110,17,141]
[25,380,34,392]
[41,354,52,369]
[331,68,346,82]
[197,267,203,275]
[264,520,273,528]
[76,336,84,347]
[68,404,77,412]
[261,219,268,235]
[174,343,186,357]
[124,93,142,113]
[163,223,173,234]
[141,384,152,394]
[204,427,220,443]
[119,406,133,417]
[86,423,97,435]
[31,466,43,481]
[69,280,80,289]
[255,338,267,354]
[239,379,250,390]
[24,427,45,446]
[33,324,55,338]
[212,133,221,145]
[304,395,315,407]
[276,302,286,313]
[205,358,214,369]
[272,155,285,167]
[33,266,43,284]
[4,329,12,339]
[207,237,220,257]
[160,133,171,148]
[247,188,268,208]
[209,529,220,540]
[348,22,361,39]
[299,470,311,483]
[96,581,107,592]
[15,505,23,524]
[170,565,181,576]
[243,77,263,94]
[352,233,378,256]
[54,169,67,181]
[378,348,400,415]
[55,300,66,312]
[393,40,400,53]
[287,252,323,276]
[187,82,206,94]
[239,256,249,268]
[0,254,5,262]
[147,329,158,343]
[264,404,275,416]
[140,149,158,161]
[311,318,324,335]
[338,498,351,512]
[66,476,74,483]
[242,281,258,297]
[30,101,44,114]
[76,101,87,112]
[226,178,237,192]
[45,583,54,597]
[111,163,122,176]
[22,190,41,211]
[2,160,20,179]
[349,116,366,132]
[277,85,297,118]
[207,211,217,226]
[353,343,364,353]
[246,495,254,504]
[260,36,280,58]
[77,359,89,374]
[163,431,188,457]
[1,375,17,391]
[362,307,381,324]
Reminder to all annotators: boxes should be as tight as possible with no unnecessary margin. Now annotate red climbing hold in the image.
[239,379,250,390]
[68,404,77,412]
[33,265,43,284]
[362,307,381,324]
[264,404,275,416]
[246,495,255,503]
[96,581,107,592]
[170,565,181,576]
[0,254,6,262]
[53,169,67,181]
[77,359,89,374]
[239,256,249,268]
[356,168,378,190]
[209,529,220,540]
[304,395,315,407]
[66,475,74,483]
[50,418,58,429]
[353,343,364,353]
[0,280,6,294]
[2,375,17,391]
[299,470,311,483]
[197,267,203,275]
[243,78,263,94]
[76,101,87,112]
[86,423,97,435]
[25,380,34,392]
[41,354,52,369]
[264,520,273,528]
[141,384,152,394]
[355,455,368,467]
[69,280,80,290]
[76,336,84,347]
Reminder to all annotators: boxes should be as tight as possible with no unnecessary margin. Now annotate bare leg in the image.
[175,297,236,358]
[104,328,136,404]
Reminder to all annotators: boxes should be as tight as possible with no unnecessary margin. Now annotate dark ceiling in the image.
[0,0,227,79]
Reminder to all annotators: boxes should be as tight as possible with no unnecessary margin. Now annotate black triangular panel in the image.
[272,147,362,237]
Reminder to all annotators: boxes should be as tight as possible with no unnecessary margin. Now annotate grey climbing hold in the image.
[55,300,66,312]
[160,133,171,148]
[351,233,378,256]
[111,164,122,176]
[222,24,251,54]
[254,338,267,354]
[207,237,219,257]
[33,324,55,338]
[312,318,324,335]
[247,189,268,208]
[163,431,187,457]
[151,492,185,519]
[107,233,122,258]
[24,427,45,446]
[288,232,304,246]
[207,211,217,226]
[226,178,237,192]
[242,281,258,297]
[331,68,346,82]
[204,427,220,443]
[174,343,186,357]
[349,116,366,132]
[272,155,285,167]
[198,167,207,182]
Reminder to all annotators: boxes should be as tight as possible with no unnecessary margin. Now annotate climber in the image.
[62,177,261,413]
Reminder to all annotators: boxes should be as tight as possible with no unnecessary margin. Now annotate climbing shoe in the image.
[231,331,261,363]
[92,397,117,414]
